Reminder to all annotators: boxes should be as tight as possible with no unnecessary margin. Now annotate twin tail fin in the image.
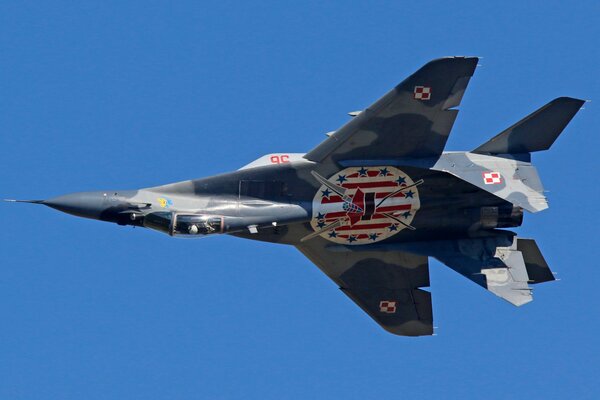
[473,97,585,155]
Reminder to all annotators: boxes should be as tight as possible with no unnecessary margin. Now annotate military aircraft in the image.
[7,57,585,336]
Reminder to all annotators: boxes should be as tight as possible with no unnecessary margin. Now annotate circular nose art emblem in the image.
[310,166,422,245]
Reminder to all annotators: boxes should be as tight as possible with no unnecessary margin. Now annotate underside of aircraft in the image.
[8,57,586,336]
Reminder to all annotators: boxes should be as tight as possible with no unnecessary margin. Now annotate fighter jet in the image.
[7,57,585,336]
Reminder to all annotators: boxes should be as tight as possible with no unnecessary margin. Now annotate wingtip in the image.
[554,96,587,103]
[439,55,481,60]
[422,56,480,76]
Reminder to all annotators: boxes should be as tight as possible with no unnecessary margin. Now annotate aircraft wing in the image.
[296,239,433,336]
[304,57,479,165]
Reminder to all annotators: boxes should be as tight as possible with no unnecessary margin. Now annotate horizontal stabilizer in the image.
[432,152,549,213]
[396,232,553,306]
[473,97,585,154]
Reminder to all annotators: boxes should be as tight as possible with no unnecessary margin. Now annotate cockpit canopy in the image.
[143,212,224,237]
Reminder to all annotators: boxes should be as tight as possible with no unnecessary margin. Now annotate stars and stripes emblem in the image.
[379,301,397,313]
[483,171,503,185]
[413,86,431,100]
[310,166,422,245]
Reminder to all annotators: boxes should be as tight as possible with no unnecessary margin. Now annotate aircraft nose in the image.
[43,191,108,220]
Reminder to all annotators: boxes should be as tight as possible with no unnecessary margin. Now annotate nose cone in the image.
[43,191,109,220]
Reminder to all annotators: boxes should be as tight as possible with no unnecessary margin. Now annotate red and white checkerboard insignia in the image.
[483,171,503,185]
[379,300,397,313]
[413,86,431,100]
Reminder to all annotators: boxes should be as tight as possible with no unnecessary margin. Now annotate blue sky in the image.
[1,1,599,399]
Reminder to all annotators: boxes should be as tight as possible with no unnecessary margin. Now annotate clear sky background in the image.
[1,1,599,399]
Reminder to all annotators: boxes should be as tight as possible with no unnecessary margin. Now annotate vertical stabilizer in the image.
[473,97,585,154]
